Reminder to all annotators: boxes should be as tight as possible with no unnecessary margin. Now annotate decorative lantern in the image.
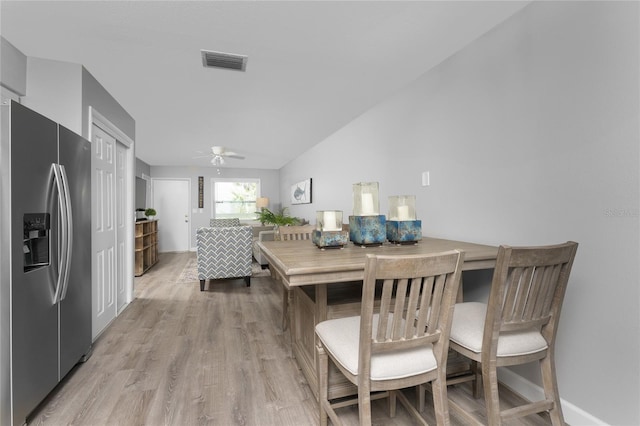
[352,182,380,216]
[349,182,386,246]
[386,195,422,244]
[312,210,348,249]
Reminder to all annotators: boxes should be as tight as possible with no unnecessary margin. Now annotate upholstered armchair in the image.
[253,227,276,268]
[210,218,241,227]
[196,221,252,290]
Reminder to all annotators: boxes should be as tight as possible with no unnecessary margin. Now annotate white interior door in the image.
[115,143,127,313]
[152,178,190,252]
[92,124,117,337]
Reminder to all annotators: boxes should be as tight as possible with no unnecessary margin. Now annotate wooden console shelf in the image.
[135,220,158,276]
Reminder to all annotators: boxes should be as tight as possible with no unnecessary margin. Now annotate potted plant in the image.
[256,207,299,238]
[145,208,157,220]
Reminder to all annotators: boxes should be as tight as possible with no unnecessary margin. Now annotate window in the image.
[212,178,260,220]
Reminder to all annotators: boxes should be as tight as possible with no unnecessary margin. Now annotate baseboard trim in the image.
[497,369,609,425]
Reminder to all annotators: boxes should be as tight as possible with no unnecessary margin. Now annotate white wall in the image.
[150,166,281,249]
[280,2,639,425]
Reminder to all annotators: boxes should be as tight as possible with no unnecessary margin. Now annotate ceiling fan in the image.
[195,146,245,166]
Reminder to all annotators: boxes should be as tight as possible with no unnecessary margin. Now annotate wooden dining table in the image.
[258,236,499,399]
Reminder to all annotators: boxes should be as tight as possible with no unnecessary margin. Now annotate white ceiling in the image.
[1,1,529,170]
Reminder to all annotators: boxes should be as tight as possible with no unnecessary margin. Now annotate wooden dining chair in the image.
[316,250,465,426]
[278,224,315,241]
[277,225,315,330]
[448,241,578,426]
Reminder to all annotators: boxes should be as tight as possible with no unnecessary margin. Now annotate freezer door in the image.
[9,102,60,425]
[58,125,92,378]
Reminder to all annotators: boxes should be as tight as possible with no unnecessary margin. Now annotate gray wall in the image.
[81,67,135,142]
[0,37,26,95]
[23,57,83,133]
[150,166,280,249]
[17,55,135,143]
[280,2,639,425]
[136,158,151,178]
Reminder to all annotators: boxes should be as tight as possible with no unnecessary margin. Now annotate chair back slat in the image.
[390,278,409,340]
[488,242,578,339]
[416,276,434,334]
[376,280,393,341]
[537,264,562,317]
[279,225,314,241]
[428,274,446,333]
[360,251,464,366]
[403,277,422,339]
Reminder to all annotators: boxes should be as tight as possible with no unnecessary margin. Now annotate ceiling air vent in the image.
[201,49,248,72]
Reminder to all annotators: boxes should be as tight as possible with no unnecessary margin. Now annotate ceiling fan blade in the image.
[201,146,245,160]
[224,152,245,159]
[193,154,212,159]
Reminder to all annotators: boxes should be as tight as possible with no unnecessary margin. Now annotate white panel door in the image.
[92,124,117,338]
[152,179,190,252]
[115,143,127,313]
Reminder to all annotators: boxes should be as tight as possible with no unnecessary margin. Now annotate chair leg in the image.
[540,353,565,426]
[316,345,329,426]
[395,389,428,426]
[471,360,483,398]
[199,279,205,291]
[389,389,397,418]
[417,384,426,412]
[244,276,251,287]
[482,360,502,426]
[357,383,373,426]
[431,372,452,426]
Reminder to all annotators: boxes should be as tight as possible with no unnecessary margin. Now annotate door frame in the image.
[150,177,191,253]
[88,107,134,334]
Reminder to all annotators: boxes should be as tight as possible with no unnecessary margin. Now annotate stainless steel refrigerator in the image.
[1,101,92,426]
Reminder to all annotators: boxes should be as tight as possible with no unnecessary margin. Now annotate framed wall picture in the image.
[291,178,312,204]
[198,176,204,208]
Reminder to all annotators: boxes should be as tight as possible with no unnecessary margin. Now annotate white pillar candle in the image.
[323,211,339,231]
[361,193,374,215]
[397,205,410,221]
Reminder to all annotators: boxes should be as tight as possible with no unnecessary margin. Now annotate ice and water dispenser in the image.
[23,213,50,271]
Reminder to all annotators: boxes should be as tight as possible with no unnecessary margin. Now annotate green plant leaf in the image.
[256,207,300,226]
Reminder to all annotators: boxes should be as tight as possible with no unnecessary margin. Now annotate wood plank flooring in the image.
[27,252,552,425]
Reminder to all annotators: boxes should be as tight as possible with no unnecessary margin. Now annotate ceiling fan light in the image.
[211,155,224,166]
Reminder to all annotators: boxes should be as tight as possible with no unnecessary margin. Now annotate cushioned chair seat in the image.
[316,313,438,381]
[447,242,578,426]
[450,302,548,357]
[315,250,464,425]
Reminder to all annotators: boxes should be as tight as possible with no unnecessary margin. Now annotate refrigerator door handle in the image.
[52,163,68,304]
[59,165,73,300]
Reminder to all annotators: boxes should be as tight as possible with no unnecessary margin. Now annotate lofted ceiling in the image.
[1,1,529,170]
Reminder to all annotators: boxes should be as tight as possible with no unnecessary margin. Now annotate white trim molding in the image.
[497,368,609,426]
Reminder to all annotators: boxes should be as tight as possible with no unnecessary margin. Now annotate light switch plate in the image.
[422,171,430,186]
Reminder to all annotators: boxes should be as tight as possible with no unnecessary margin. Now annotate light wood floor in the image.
[28,252,552,425]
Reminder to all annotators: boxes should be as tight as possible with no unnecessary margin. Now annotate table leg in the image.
[282,287,289,330]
